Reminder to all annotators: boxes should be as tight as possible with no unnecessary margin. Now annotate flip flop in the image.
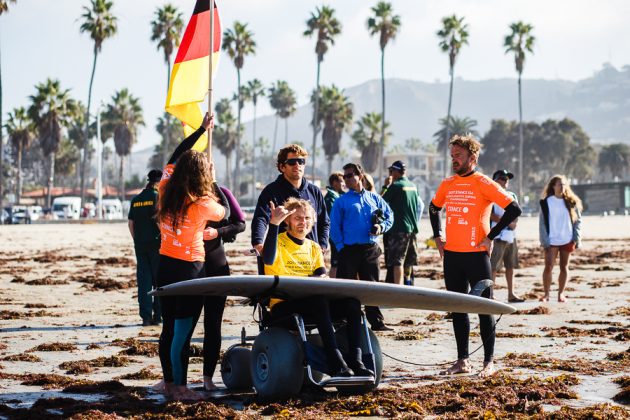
[508,296,525,303]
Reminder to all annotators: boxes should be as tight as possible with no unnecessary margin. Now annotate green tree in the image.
[268,80,297,151]
[598,143,630,180]
[213,98,239,187]
[304,5,341,179]
[79,0,118,206]
[149,113,180,170]
[101,89,145,202]
[27,79,76,207]
[222,21,256,191]
[151,3,184,167]
[367,1,400,186]
[315,85,353,175]
[504,21,535,200]
[0,0,17,218]
[437,14,469,177]
[5,106,32,203]
[433,115,479,152]
[352,112,391,173]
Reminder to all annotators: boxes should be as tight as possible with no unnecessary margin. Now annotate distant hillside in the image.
[131,64,630,178]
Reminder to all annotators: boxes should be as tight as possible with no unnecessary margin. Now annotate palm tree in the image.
[351,112,391,173]
[222,21,256,192]
[151,3,183,167]
[213,98,239,188]
[268,80,297,152]
[315,85,353,175]
[5,106,32,203]
[0,0,17,221]
[504,21,535,200]
[101,89,145,203]
[433,115,479,152]
[598,143,630,180]
[243,79,264,200]
[437,14,469,177]
[27,79,76,208]
[79,0,118,206]
[149,112,180,170]
[367,1,400,186]
[304,5,342,179]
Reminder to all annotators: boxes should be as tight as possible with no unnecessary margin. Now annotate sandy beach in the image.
[0,215,628,418]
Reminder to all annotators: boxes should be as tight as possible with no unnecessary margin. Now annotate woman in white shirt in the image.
[538,175,583,303]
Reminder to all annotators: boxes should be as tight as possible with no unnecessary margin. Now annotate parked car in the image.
[52,196,81,220]
[11,205,43,224]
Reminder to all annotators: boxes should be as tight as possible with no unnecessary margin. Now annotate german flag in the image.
[165,0,221,151]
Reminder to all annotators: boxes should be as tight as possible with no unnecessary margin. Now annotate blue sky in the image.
[2,0,629,151]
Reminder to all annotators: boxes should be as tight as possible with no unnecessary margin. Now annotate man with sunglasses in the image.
[252,144,329,254]
[490,169,523,303]
[330,163,394,331]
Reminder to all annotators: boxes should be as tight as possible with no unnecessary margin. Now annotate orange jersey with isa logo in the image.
[158,164,226,262]
[432,172,513,253]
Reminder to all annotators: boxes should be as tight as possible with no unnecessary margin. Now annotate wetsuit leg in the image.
[159,295,176,382]
[171,296,203,385]
[467,253,495,362]
[330,298,362,351]
[443,250,471,360]
[202,264,229,378]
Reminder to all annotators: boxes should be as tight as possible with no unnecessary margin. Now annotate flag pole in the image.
[206,0,215,161]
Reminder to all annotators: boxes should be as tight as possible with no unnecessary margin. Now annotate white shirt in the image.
[491,190,517,243]
[547,196,572,246]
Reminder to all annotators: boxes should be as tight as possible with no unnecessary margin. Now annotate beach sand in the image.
[0,215,628,418]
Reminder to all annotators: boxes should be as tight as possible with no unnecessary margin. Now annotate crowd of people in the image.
[126,113,583,400]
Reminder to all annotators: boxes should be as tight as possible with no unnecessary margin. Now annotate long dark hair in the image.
[158,150,216,230]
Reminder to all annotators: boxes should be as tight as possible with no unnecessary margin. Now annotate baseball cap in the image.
[388,160,405,171]
[492,169,514,180]
[147,169,163,183]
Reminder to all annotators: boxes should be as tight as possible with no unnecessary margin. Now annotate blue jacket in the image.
[251,175,330,249]
[329,188,393,251]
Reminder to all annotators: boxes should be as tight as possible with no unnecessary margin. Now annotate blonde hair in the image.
[449,134,482,159]
[283,197,316,221]
[363,173,375,192]
[542,174,583,222]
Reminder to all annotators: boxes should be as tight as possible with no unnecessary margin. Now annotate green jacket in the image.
[324,187,341,216]
[382,176,419,234]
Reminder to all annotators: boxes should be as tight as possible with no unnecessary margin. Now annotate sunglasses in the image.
[284,158,306,166]
[342,173,357,179]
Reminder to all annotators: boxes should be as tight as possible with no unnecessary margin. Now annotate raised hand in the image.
[269,201,295,226]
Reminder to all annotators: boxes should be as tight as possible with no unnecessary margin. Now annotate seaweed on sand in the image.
[29,342,77,352]
[25,277,69,285]
[60,355,134,374]
[1,353,42,362]
[502,352,627,375]
[115,367,161,380]
[514,306,551,315]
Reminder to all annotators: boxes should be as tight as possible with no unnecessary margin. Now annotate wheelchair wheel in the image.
[221,345,253,390]
[334,325,383,394]
[251,327,304,400]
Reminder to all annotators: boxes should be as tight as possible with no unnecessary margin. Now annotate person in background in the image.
[539,174,583,303]
[324,171,345,277]
[489,169,523,303]
[128,169,163,326]
[201,185,246,391]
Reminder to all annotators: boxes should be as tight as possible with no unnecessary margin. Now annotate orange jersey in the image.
[158,164,226,262]
[432,171,513,253]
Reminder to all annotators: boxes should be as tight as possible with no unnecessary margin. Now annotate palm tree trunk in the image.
[517,72,524,201]
[284,117,289,145]
[0,38,4,221]
[162,58,171,167]
[234,69,242,193]
[81,47,99,207]
[444,66,455,177]
[327,157,332,181]
[252,101,257,202]
[16,145,22,204]
[225,151,232,191]
[379,47,386,189]
[311,59,321,180]
[272,115,278,153]
[119,155,125,203]
[47,152,55,209]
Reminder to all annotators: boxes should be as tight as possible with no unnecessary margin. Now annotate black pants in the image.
[157,255,205,385]
[443,250,495,362]
[271,296,363,372]
[202,263,229,378]
[336,243,385,328]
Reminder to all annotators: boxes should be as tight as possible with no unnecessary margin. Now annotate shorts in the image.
[490,239,519,271]
[385,232,418,267]
[551,241,576,253]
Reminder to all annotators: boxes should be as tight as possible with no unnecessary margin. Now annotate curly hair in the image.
[542,174,583,222]
[283,197,316,220]
[449,134,482,159]
[158,150,216,230]
[276,144,308,171]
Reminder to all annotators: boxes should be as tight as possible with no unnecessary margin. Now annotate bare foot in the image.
[203,375,219,391]
[440,359,471,375]
[539,295,549,302]
[558,293,567,303]
[478,361,496,378]
[171,385,204,401]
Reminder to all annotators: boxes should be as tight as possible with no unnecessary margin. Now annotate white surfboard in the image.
[151,275,515,315]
